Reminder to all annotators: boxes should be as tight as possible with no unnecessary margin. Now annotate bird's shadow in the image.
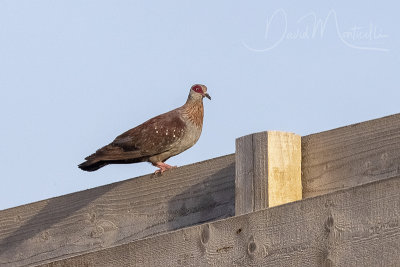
[166,163,235,232]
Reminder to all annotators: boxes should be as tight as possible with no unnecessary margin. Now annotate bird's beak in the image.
[204,93,211,100]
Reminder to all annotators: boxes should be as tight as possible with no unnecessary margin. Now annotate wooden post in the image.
[235,131,302,215]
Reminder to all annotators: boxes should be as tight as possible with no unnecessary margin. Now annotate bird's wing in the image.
[114,109,186,154]
[85,110,186,162]
[88,109,186,162]
[84,144,143,161]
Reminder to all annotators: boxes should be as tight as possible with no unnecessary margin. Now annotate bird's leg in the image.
[153,162,177,174]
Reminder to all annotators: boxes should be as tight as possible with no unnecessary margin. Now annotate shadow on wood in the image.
[0,183,118,264]
[167,163,235,231]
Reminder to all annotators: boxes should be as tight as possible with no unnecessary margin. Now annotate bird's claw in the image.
[153,162,177,175]
[154,169,164,175]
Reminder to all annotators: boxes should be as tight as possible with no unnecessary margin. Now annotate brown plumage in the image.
[78,84,211,173]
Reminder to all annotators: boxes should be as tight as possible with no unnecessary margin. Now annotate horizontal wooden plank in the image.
[42,175,400,267]
[0,154,235,267]
[302,113,400,198]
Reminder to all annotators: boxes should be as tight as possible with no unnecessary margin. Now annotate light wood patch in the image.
[235,131,302,215]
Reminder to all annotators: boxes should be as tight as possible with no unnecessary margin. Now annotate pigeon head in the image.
[189,84,211,101]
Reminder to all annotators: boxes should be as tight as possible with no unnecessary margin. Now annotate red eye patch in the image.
[192,85,203,94]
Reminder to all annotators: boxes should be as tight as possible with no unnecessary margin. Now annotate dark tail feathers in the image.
[78,160,108,172]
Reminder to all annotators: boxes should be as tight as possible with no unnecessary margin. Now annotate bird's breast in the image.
[182,102,204,128]
[170,119,202,154]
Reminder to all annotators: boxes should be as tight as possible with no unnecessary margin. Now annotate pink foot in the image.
[153,162,177,174]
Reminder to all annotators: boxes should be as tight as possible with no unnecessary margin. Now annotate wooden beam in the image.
[235,131,302,215]
[302,113,400,198]
[41,175,400,267]
[0,155,235,267]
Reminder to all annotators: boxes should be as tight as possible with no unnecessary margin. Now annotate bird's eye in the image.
[192,85,202,93]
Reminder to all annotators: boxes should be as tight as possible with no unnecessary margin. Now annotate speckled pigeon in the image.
[78,84,211,173]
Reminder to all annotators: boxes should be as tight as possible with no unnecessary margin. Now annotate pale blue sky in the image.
[1,0,399,210]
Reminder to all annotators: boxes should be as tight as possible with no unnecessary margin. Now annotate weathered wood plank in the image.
[235,131,302,215]
[43,176,400,267]
[0,155,235,267]
[235,133,255,214]
[302,113,400,198]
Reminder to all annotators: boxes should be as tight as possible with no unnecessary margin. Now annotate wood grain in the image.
[0,155,235,267]
[235,133,256,215]
[235,131,302,215]
[43,175,400,267]
[302,113,400,198]
[266,131,302,207]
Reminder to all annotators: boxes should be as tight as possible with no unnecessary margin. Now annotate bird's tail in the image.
[79,143,140,172]
[78,159,108,172]
[78,144,113,172]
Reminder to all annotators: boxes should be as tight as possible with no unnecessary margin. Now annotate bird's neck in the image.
[182,98,204,128]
